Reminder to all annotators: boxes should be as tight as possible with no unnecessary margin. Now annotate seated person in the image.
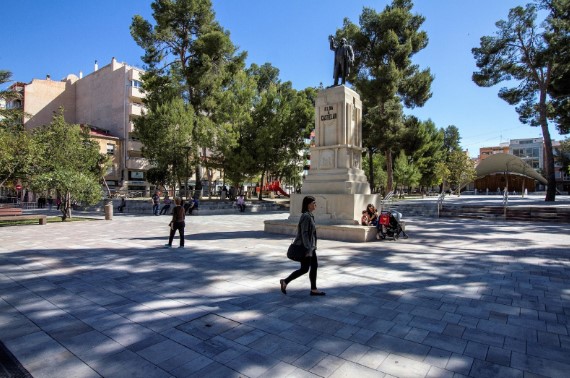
[236,195,246,212]
[186,197,199,214]
[361,203,379,226]
[159,195,172,215]
[183,199,192,214]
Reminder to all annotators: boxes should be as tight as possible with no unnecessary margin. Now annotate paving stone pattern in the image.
[0,211,569,377]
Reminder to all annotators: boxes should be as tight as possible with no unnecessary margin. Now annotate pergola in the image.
[476,153,547,189]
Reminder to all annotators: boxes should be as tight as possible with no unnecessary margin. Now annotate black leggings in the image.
[284,251,318,290]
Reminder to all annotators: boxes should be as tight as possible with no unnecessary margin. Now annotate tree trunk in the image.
[259,170,266,200]
[538,87,556,201]
[385,149,393,193]
[61,191,72,221]
[542,122,556,201]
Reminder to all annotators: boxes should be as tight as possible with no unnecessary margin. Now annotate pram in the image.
[377,210,408,240]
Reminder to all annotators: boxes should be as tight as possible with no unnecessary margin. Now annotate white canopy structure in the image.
[476,153,547,185]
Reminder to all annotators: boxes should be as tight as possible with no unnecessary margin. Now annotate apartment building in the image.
[479,143,509,160]
[11,57,151,195]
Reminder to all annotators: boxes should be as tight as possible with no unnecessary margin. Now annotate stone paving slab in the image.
[1,211,569,377]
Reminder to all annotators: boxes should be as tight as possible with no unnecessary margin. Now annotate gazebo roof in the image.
[476,153,547,185]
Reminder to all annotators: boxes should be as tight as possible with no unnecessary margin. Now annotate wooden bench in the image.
[0,207,47,225]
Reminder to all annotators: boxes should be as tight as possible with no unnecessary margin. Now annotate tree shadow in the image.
[1,217,569,377]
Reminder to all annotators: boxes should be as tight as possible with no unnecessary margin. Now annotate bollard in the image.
[104,199,113,220]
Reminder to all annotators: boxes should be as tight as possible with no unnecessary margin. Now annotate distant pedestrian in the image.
[279,196,325,296]
[151,192,160,215]
[165,197,185,249]
[118,197,126,213]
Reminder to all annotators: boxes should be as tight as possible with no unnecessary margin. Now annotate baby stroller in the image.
[377,210,408,240]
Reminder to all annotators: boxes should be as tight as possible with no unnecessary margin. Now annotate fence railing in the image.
[437,192,445,218]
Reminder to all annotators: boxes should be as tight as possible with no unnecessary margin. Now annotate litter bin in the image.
[104,198,113,220]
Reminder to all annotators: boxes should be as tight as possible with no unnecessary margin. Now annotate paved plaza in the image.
[1,208,569,377]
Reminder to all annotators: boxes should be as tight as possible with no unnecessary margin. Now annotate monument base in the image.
[288,193,381,225]
[264,219,379,243]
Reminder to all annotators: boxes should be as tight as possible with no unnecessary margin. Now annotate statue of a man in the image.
[329,35,354,86]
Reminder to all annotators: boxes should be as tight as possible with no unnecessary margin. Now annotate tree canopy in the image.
[131,0,246,193]
[472,0,566,201]
[29,111,104,219]
[336,0,433,191]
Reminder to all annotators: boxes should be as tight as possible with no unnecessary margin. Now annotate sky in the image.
[1,0,565,157]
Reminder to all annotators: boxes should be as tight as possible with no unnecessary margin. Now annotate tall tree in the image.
[248,65,314,199]
[443,125,462,155]
[131,0,246,195]
[440,125,464,193]
[337,0,433,191]
[134,97,194,193]
[447,150,477,196]
[362,150,387,193]
[472,2,562,201]
[212,68,257,188]
[0,71,23,130]
[29,111,103,220]
[542,0,570,133]
[0,70,35,190]
[0,128,34,188]
[400,117,445,191]
[392,150,421,195]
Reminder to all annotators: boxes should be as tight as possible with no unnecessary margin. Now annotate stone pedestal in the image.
[301,85,370,195]
[292,86,379,225]
[289,192,380,225]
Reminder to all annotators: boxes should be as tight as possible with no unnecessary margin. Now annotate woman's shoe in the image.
[310,291,326,296]
[280,279,287,295]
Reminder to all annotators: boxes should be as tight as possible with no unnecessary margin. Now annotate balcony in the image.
[127,140,143,152]
[129,69,142,82]
[129,86,145,100]
[129,103,144,117]
[127,121,136,133]
[126,157,150,170]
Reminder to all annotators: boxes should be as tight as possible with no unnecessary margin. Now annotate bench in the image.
[0,207,47,225]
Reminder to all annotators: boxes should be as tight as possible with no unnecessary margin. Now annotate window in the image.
[512,147,539,158]
[129,171,144,180]
[106,143,115,155]
[130,80,143,88]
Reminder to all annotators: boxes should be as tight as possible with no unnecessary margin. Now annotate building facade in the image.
[479,143,509,160]
[13,58,151,195]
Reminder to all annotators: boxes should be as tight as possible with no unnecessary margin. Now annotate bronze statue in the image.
[329,35,354,86]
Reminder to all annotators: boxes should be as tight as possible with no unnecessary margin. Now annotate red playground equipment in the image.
[255,181,290,197]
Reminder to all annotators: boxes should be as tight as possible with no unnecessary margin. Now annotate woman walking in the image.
[280,196,325,296]
[165,197,185,248]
